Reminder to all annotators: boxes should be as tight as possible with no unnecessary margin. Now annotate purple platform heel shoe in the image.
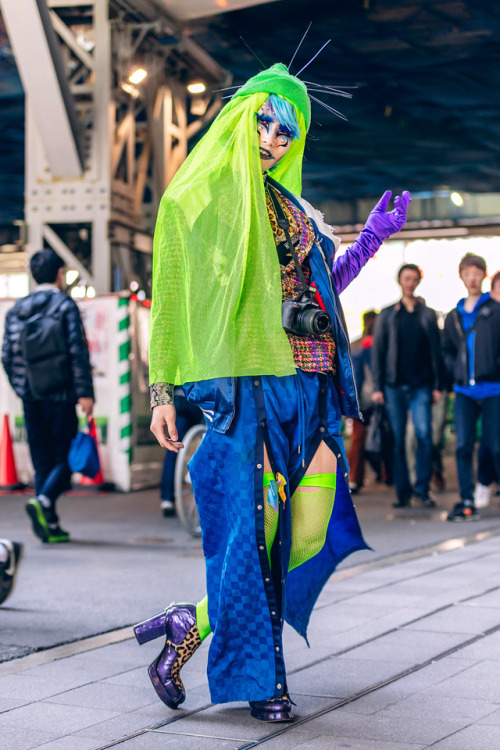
[133,603,201,709]
[249,694,294,722]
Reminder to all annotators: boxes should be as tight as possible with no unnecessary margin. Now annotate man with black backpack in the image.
[2,250,94,543]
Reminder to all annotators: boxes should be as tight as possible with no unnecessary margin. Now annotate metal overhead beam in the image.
[49,10,95,71]
[42,225,96,287]
[48,0,89,5]
[4,0,231,294]
[0,0,84,178]
[153,0,279,22]
[180,35,230,82]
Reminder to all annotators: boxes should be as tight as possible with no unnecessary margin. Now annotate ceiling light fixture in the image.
[66,269,79,285]
[187,82,206,94]
[129,68,147,85]
[121,82,140,99]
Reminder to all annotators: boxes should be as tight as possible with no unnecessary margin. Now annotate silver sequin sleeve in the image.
[150,382,174,409]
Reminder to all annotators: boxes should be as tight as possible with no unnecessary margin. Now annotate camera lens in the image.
[296,309,332,335]
[312,311,332,334]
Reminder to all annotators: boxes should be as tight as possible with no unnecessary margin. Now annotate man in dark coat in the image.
[371,263,442,508]
[2,250,94,543]
[474,270,500,509]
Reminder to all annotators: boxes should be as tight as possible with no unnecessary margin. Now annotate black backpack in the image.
[20,294,72,398]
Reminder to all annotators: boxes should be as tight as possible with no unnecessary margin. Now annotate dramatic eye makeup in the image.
[277,127,293,141]
[256,114,293,145]
[257,114,273,129]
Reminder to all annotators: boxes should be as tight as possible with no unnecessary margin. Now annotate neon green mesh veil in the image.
[149,63,310,385]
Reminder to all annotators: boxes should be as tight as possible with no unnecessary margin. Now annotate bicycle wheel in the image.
[174,424,206,537]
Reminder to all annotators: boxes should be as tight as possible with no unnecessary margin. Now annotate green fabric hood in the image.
[232,63,311,131]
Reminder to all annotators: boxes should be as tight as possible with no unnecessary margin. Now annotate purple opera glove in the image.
[329,190,411,294]
[363,190,412,241]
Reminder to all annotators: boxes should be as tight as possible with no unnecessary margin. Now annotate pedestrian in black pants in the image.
[473,270,500,508]
[159,388,202,516]
[2,250,94,543]
[443,254,500,521]
[371,264,443,508]
[348,311,393,492]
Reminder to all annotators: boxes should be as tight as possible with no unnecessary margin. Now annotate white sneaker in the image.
[474,483,493,508]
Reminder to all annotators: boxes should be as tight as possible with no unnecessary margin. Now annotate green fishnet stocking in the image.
[195,473,336,639]
[288,474,336,572]
[263,484,279,567]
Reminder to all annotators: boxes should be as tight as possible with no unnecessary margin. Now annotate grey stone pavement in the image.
[1,458,500,749]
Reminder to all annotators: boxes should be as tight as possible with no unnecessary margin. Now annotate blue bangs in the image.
[267,94,301,140]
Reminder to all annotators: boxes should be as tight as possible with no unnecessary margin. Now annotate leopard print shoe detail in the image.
[148,603,201,709]
[169,624,201,692]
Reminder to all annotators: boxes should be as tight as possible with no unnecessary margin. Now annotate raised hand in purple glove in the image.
[363,190,412,241]
[330,190,411,294]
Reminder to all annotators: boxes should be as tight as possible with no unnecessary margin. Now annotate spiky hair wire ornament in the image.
[294,38,332,76]
[288,20,312,70]
[214,24,355,120]
[238,35,267,69]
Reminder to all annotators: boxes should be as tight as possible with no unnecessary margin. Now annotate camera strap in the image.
[267,184,311,295]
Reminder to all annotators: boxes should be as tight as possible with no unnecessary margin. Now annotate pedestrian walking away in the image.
[159,388,203,517]
[348,311,392,493]
[371,264,443,509]
[443,253,500,521]
[0,539,23,605]
[137,62,411,722]
[1,249,95,543]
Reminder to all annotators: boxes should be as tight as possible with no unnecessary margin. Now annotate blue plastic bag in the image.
[68,428,100,478]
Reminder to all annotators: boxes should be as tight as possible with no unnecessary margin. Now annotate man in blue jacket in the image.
[2,250,94,542]
[443,253,500,521]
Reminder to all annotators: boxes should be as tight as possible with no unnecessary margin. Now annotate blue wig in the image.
[266,93,301,140]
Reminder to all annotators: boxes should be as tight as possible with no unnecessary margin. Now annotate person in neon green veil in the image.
[140,61,411,722]
[149,65,310,386]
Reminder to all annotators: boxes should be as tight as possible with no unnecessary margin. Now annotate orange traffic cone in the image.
[80,417,104,487]
[0,415,24,490]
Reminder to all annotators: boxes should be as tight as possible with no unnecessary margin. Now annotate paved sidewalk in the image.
[1,527,499,748]
[1,454,500,658]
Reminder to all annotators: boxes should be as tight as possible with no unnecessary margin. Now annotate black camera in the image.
[282,288,332,337]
